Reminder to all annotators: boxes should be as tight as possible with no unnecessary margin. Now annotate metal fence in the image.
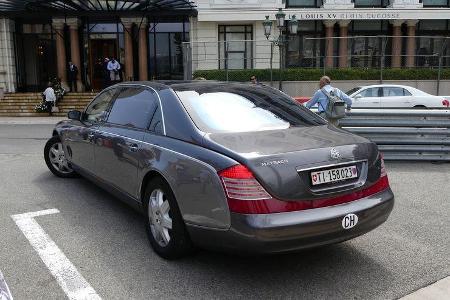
[183,35,450,95]
[340,109,450,161]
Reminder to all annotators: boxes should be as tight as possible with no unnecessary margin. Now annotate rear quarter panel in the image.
[139,133,238,229]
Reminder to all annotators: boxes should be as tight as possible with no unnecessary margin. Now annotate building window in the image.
[349,21,389,68]
[218,25,253,69]
[286,0,322,7]
[286,21,322,68]
[422,0,449,6]
[148,20,189,80]
[416,20,450,67]
[354,0,389,7]
[15,23,56,92]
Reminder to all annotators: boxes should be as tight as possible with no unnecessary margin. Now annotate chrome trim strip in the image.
[296,159,368,173]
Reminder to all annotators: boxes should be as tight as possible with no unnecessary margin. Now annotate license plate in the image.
[311,165,358,186]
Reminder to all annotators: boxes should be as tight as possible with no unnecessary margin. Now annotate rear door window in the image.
[383,87,407,97]
[358,87,381,98]
[107,87,159,130]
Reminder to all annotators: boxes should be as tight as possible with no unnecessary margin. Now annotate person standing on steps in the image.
[107,57,121,84]
[68,61,78,92]
[42,82,56,116]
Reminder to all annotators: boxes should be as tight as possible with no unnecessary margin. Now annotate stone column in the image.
[324,20,336,69]
[138,20,148,81]
[52,18,68,89]
[338,20,350,68]
[390,20,404,68]
[406,20,418,68]
[121,18,136,81]
[66,18,83,91]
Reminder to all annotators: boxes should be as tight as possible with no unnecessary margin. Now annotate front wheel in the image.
[44,135,78,178]
[144,177,193,259]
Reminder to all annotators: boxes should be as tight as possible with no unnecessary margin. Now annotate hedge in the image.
[193,68,450,82]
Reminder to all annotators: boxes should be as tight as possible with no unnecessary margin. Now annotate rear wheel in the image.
[144,177,193,259]
[44,136,78,178]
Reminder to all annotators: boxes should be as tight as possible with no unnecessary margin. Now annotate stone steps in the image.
[0,93,96,117]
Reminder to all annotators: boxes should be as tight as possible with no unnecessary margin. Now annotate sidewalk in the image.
[0,117,66,125]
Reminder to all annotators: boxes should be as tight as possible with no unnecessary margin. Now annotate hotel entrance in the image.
[4,0,196,92]
[89,39,117,90]
[83,22,125,91]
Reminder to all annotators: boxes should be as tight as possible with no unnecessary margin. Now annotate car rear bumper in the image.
[187,188,394,254]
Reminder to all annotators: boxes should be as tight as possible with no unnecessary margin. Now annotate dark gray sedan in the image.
[44,82,394,259]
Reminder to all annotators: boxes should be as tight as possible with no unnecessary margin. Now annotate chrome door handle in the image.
[128,143,139,152]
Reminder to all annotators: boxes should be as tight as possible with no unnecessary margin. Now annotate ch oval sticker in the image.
[342,214,358,230]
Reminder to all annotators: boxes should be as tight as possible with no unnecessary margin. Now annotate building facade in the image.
[191,0,450,73]
[0,0,195,93]
[1,1,450,93]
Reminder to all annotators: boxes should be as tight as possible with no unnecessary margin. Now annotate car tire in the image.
[44,135,78,178]
[144,177,194,259]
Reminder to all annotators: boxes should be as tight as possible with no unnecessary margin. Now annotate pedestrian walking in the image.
[305,76,352,127]
[107,57,121,84]
[42,82,56,116]
[68,61,78,92]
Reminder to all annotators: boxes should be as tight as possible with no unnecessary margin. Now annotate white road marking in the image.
[400,276,450,300]
[0,270,13,300]
[11,209,102,300]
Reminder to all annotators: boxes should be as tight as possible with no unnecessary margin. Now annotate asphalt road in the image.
[0,123,449,300]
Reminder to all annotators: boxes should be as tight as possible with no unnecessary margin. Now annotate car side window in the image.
[383,87,406,97]
[84,88,117,123]
[403,88,412,96]
[149,106,163,135]
[358,87,380,98]
[107,87,159,130]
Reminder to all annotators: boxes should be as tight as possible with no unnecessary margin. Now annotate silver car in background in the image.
[44,82,394,259]
[347,84,449,108]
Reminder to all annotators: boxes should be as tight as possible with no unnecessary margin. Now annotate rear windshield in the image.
[174,85,326,133]
[346,87,361,95]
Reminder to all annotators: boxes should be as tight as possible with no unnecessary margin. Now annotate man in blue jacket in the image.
[306,76,352,126]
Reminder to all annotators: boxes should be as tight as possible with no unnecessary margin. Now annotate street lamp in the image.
[275,8,285,29]
[262,16,272,40]
[263,8,298,90]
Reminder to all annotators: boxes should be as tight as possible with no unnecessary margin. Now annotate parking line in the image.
[0,270,13,300]
[400,276,450,300]
[11,209,101,300]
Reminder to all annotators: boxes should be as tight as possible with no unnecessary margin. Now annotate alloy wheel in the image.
[49,142,73,174]
[148,189,173,247]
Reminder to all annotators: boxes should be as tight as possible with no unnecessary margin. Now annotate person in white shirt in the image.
[107,58,121,83]
[43,82,56,116]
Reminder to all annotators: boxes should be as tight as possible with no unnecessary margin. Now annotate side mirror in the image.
[68,110,82,121]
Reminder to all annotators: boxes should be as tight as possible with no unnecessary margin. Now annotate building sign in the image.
[296,12,402,20]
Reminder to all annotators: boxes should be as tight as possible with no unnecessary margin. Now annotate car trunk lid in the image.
[204,125,380,201]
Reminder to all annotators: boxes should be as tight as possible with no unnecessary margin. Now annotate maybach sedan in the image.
[44,82,394,259]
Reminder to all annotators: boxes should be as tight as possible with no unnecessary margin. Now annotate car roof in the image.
[110,80,263,93]
[360,84,412,89]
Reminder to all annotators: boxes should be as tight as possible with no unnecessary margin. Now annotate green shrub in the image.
[193,68,449,82]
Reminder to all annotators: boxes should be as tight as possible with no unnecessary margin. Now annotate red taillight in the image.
[218,165,271,201]
[219,163,391,215]
[442,99,449,107]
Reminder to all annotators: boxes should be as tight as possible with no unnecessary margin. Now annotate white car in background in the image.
[346,85,449,108]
